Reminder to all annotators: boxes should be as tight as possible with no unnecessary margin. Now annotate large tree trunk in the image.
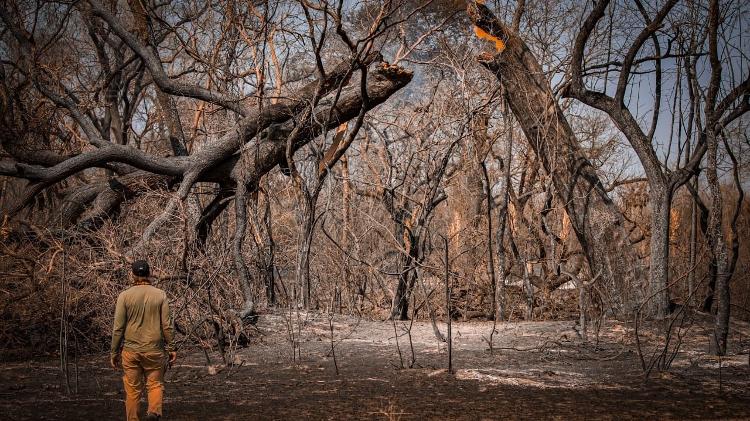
[704,0,734,357]
[468,3,646,315]
[705,130,730,355]
[648,184,672,318]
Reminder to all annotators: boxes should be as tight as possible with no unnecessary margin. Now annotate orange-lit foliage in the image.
[474,26,505,52]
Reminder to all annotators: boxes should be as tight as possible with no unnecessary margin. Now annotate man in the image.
[111,260,177,421]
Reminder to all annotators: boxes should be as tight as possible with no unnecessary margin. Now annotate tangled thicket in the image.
[1,0,748,360]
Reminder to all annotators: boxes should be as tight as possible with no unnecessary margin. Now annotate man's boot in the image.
[144,413,160,421]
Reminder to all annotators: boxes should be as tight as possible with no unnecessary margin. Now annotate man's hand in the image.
[110,354,121,370]
[168,351,177,367]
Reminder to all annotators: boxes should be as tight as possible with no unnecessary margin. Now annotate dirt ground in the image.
[1,311,749,420]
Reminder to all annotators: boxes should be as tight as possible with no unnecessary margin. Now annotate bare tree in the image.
[563,0,748,321]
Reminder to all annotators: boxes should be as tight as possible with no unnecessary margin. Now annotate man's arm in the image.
[110,293,126,367]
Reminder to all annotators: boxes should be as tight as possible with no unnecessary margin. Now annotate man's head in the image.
[131,260,150,278]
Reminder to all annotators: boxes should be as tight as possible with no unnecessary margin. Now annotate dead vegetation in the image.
[0,0,749,417]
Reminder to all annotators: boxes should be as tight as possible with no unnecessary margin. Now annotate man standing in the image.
[111,260,176,421]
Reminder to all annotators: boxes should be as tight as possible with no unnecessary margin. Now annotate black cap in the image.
[131,260,150,277]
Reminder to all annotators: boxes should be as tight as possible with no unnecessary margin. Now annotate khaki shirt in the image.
[110,284,174,357]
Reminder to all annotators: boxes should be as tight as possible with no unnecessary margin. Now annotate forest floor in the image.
[1,310,749,420]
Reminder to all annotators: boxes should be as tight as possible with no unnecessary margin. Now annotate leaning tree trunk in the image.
[468,2,646,315]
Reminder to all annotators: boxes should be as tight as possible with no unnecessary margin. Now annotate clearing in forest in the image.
[1,312,748,420]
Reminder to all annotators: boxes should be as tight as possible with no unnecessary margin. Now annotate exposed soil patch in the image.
[1,312,749,420]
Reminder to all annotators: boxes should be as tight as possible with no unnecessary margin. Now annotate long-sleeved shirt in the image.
[110,284,174,357]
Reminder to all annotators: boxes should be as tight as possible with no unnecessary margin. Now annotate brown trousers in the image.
[121,350,166,421]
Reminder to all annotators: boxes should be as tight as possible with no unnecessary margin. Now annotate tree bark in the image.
[705,0,733,356]
[705,130,730,355]
[648,184,673,318]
